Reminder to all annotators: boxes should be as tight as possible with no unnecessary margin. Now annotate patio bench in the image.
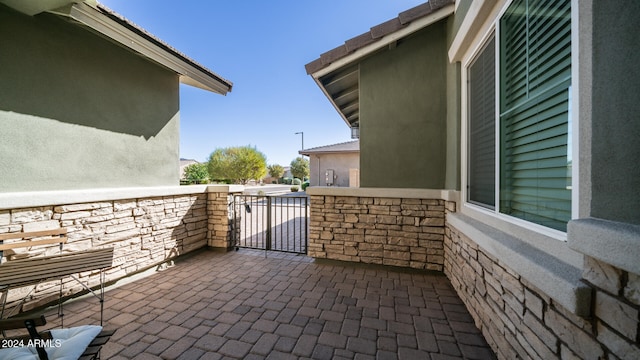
[0,229,115,359]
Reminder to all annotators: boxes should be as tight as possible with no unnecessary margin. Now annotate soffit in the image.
[319,65,360,128]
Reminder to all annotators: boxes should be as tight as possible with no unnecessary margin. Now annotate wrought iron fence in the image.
[232,195,308,254]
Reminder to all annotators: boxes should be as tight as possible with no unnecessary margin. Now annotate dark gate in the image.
[232,194,308,254]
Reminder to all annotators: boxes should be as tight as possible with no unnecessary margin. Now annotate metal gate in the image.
[232,194,308,254]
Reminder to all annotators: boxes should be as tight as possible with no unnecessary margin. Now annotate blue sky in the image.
[99,0,425,166]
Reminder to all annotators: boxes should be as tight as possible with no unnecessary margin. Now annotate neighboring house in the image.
[179,158,200,180]
[0,0,232,193]
[299,140,359,187]
[306,1,640,359]
[263,166,292,184]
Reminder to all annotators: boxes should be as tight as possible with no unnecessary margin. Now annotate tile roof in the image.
[305,0,454,75]
[299,140,360,155]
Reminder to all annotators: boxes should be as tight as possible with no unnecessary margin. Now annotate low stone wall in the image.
[445,224,640,359]
[0,186,241,313]
[308,189,456,271]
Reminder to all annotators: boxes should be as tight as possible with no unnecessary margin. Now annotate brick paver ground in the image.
[41,249,496,359]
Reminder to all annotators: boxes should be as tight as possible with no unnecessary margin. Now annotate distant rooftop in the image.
[299,140,359,155]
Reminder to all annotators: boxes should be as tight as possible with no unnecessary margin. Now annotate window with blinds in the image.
[468,36,496,208]
[498,0,572,231]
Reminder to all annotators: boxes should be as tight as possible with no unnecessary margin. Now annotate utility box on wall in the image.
[325,169,335,186]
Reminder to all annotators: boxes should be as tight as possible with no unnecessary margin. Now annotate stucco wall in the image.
[445,17,461,191]
[359,20,448,189]
[308,153,359,187]
[0,6,180,192]
[588,1,640,225]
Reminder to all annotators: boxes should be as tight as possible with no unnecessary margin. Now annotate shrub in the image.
[302,181,310,191]
[292,178,302,186]
[291,186,299,192]
[183,163,210,185]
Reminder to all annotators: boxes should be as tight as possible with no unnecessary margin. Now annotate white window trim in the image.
[459,0,579,242]
[570,0,580,219]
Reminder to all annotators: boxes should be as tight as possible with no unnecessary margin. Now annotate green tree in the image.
[183,163,209,184]
[290,157,309,180]
[267,164,285,182]
[207,146,267,184]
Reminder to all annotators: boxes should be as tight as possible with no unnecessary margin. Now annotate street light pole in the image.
[295,131,304,153]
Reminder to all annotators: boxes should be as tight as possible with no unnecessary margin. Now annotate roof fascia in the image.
[61,2,232,95]
[310,5,454,80]
[300,149,359,155]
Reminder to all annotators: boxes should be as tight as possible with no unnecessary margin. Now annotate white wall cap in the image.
[306,187,459,202]
[0,185,244,210]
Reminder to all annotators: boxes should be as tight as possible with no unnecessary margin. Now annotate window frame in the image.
[460,0,578,240]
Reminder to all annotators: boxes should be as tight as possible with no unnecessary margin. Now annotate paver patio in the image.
[39,249,495,359]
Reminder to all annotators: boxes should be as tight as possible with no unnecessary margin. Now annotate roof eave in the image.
[57,2,232,95]
[309,5,454,79]
[307,4,454,127]
[300,150,360,156]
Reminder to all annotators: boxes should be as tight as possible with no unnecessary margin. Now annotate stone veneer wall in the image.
[0,188,239,313]
[309,194,456,271]
[445,224,640,359]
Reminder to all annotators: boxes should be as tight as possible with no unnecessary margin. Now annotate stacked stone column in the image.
[206,187,242,250]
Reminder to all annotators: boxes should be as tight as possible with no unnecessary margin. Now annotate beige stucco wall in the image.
[0,6,180,192]
[308,153,359,187]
